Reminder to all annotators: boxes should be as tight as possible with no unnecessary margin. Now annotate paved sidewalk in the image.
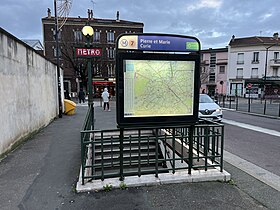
[0,101,279,209]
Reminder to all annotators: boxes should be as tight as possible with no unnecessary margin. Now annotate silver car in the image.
[199,94,222,122]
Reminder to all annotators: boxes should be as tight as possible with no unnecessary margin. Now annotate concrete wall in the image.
[0,27,59,156]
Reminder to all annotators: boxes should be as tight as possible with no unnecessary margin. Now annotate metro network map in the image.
[124,59,195,117]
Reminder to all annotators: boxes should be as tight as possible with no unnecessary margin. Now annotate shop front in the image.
[92,81,115,98]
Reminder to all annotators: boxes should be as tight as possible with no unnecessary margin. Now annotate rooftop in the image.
[229,34,280,47]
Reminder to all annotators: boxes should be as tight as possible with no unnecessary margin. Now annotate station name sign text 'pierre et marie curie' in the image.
[118,34,199,52]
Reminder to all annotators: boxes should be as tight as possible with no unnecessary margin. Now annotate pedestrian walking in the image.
[78,88,85,103]
[101,88,110,111]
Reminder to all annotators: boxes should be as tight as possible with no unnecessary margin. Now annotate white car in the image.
[199,94,222,122]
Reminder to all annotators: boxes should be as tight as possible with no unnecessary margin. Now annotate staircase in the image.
[87,130,169,180]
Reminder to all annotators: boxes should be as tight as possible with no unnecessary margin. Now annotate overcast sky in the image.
[0,0,279,49]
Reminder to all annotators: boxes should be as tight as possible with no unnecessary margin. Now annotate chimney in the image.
[231,35,235,42]
[273,32,279,40]
[90,10,93,19]
[47,8,51,18]
[87,9,90,20]
[116,11,120,22]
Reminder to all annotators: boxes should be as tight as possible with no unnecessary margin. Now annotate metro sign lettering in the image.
[76,48,102,57]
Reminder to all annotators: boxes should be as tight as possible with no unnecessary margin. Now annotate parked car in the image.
[199,94,223,122]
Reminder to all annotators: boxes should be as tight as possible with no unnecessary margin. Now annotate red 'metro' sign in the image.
[75,48,102,57]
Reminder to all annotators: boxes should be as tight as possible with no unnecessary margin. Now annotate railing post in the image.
[155,128,159,178]
[188,125,194,175]
[138,130,141,177]
[119,128,124,181]
[172,128,175,174]
[101,132,104,181]
[278,102,280,117]
[220,126,224,172]
[90,104,94,130]
[204,126,209,171]
[81,132,85,185]
[264,99,267,115]
[248,95,251,112]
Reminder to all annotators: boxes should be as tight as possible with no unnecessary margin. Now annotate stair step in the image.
[92,139,157,147]
[90,159,166,170]
[88,165,169,179]
[94,145,156,154]
[94,152,157,161]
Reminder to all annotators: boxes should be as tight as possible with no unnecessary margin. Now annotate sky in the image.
[0,0,279,49]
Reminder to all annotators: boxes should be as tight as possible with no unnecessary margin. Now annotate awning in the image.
[92,81,115,85]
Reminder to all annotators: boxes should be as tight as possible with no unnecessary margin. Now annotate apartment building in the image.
[42,9,144,96]
[228,34,280,98]
[200,48,228,96]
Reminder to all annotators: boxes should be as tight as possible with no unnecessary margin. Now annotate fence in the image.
[80,108,224,185]
[217,95,280,117]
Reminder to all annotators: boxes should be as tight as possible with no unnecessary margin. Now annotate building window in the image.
[73,30,82,42]
[210,53,216,68]
[93,31,100,42]
[252,52,259,63]
[236,68,243,78]
[53,47,61,57]
[52,29,61,41]
[219,66,225,74]
[272,67,278,77]
[108,64,114,77]
[94,64,102,77]
[209,73,215,82]
[237,53,244,64]
[231,83,243,96]
[274,52,279,60]
[107,31,114,43]
[107,48,115,59]
[251,68,258,78]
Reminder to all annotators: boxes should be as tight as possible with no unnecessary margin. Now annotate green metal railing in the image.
[81,110,224,185]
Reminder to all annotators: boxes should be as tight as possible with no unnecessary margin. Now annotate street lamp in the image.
[54,0,63,118]
[82,24,94,106]
[263,42,278,114]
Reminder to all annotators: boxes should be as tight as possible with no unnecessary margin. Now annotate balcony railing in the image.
[270,59,280,66]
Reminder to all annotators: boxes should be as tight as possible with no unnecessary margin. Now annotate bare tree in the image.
[60,41,88,90]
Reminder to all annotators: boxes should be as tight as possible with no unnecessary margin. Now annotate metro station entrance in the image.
[80,33,226,186]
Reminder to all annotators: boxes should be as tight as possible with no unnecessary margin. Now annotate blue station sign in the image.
[118,34,200,52]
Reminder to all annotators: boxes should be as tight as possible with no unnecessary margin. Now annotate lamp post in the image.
[263,43,278,114]
[82,25,94,106]
[82,24,94,127]
[54,0,63,118]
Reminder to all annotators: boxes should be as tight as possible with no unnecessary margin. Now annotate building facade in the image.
[200,48,228,96]
[228,34,280,98]
[42,10,144,97]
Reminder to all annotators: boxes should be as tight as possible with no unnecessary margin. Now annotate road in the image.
[223,110,280,177]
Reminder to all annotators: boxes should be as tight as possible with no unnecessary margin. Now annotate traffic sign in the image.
[247,83,252,89]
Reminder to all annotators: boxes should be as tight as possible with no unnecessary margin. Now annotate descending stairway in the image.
[87,130,169,180]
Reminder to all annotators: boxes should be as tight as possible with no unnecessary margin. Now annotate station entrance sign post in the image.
[115,33,201,180]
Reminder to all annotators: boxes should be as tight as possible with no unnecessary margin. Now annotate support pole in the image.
[54,0,63,118]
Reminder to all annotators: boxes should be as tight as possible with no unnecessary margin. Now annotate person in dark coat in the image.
[78,89,85,103]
